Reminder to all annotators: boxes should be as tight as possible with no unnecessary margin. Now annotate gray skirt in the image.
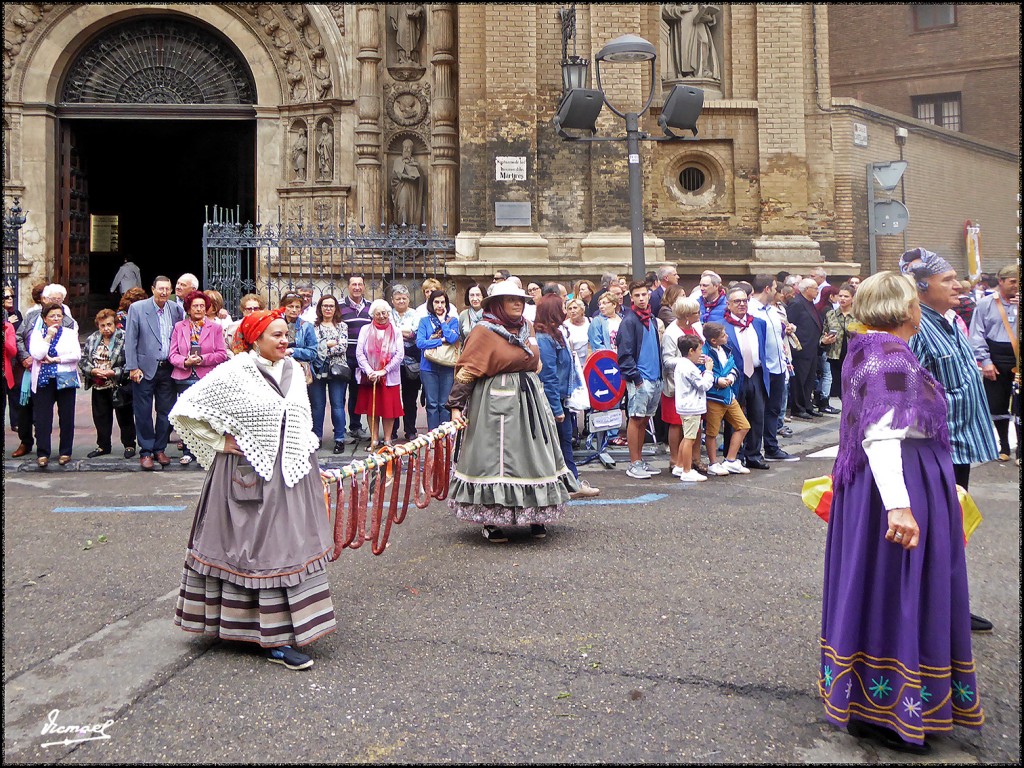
[448,370,577,526]
[174,441,337,648]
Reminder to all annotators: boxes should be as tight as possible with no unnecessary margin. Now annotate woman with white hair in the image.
[354,299,404,449]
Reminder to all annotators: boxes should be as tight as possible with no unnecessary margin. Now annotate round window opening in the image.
[679,166,707,193]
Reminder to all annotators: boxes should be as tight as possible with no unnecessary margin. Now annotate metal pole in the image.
[866,163,877,275]
[626,112,645,280]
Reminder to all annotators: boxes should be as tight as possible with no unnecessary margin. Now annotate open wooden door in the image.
[57,122,90,322]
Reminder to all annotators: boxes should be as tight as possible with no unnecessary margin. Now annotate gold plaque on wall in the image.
[90,214,119,252]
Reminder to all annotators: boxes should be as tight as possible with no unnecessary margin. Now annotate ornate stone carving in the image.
[327,4,346,35]
[315,119,334,182]
[389,137,426,227]
[3,3,56,97]
[386,3,426,81]
[384,82,429,128]
[663,4,722,82]
[291,120,308,182]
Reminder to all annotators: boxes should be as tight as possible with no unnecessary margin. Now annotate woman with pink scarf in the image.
[355,299,404,449]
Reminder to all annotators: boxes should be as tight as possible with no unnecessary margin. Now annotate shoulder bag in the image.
[424,341,461,367]
[328,356,352,382]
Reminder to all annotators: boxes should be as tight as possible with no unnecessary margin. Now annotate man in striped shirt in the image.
[901,248,998,634]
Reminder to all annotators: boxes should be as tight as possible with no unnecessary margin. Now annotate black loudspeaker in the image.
[659,85,704,136]
[553,88,604,134]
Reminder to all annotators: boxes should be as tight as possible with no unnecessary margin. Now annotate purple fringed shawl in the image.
[832,331,950,489]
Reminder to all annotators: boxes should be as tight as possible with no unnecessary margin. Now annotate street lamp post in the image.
[554,17,704,280]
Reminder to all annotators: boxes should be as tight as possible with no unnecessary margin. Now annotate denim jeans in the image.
[420,366,454,430]
[308,376,348,443]
[556,411,578,479]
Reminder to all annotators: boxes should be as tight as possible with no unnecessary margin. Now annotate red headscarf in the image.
[232,308,286,354]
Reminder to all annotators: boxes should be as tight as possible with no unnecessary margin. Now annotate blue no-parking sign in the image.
[583,350,626,411]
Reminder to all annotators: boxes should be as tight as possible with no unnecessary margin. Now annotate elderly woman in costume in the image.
[169,309,336,671]
[819,271,981,755]
[355,299,404,450]
[446,280,579,542]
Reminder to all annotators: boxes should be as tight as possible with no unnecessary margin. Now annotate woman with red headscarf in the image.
[168,309,336,671]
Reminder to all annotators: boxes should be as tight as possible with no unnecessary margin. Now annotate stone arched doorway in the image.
[55,16,258,320]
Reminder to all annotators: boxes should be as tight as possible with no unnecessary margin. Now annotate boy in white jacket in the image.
[673,335,715,482]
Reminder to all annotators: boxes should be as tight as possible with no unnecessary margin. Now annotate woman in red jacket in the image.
[2,309,17,431]
[169,291,229,464]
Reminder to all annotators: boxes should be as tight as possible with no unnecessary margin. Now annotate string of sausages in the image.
[320,419,464,558]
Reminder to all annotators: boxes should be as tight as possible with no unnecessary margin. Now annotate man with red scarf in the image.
[698,271,727,324]
[616,280,664,479]
[722,286,772,470]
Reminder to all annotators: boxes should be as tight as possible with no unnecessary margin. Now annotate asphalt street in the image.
[2,414,1020,764]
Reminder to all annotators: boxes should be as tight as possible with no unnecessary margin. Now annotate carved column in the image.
[356,5,383,227]
[430,4,458,232]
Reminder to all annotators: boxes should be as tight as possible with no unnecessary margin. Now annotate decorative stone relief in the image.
[315,118,335,182]
[290,120,308,182]
[661,3,724,98]
[387,135,428,227]
[386,3,426,81]
[384,82,429,129]
[2,3,56,97]
[240,3,336,103]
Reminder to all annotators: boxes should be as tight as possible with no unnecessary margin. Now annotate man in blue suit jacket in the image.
[722,286,772,470]
[125,275,184,470]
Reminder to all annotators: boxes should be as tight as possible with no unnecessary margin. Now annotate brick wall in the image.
[830,101,1018,276]
[828,4,1020,152]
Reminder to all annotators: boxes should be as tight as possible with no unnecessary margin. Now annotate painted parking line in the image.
[569,493,668,506]
[52,506,188,513]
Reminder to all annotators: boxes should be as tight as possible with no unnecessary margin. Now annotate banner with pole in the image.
[965,220,982,280]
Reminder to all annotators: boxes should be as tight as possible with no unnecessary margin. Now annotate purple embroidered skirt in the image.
[820,438,982,744]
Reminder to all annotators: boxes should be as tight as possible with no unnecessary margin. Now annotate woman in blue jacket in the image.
[535,295,599,498]
[416,290,460,429]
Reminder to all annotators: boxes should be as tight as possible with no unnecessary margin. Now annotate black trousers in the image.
[33,379,76,458]
[762,370,787,455]
[346,355,363,432]
[983,341,1018,455]
[737,369,767,461]
[132,362,177,456]
[953,463,971,491]
[392,365,421,440]
[790,352,817,415]
[91,387,137,451]
[12,366,35,448]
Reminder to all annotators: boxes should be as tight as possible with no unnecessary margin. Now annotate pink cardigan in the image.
[168,320,229,380]
[355,322,403,387]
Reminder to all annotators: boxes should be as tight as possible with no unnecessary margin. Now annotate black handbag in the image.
[111,379,133,409]
[328,357,352,382]
[402,354,421,380]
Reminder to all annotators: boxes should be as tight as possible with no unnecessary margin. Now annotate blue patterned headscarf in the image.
[899,247,953,291]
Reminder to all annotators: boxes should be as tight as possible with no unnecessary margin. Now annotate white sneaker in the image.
[671,466,685,478]
[626,461,651,479]
[723,459,750,474]
[706,462,730,476]
[679,469,707,483]
[640,460,662,476]
[570,479,601,498]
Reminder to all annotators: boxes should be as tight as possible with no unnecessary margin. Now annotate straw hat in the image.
[481,279,529,308]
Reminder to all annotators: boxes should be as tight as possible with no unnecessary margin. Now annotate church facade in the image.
[2,3,1018,317]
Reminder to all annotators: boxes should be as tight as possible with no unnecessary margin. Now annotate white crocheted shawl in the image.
[168,352,319,487]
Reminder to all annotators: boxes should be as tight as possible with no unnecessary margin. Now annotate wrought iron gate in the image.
[3,198,26,308]
[202,206,455,314]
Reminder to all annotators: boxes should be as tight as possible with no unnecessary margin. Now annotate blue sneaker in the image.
[267,645,314,670]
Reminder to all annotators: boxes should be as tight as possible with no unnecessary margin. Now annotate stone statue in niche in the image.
[390,4,424,65]
[292,127,307,181]
[390,139,424,227]
[663,4,721,82]
[316,121,334,181]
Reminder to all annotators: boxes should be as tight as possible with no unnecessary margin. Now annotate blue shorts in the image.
[626,378,663,418]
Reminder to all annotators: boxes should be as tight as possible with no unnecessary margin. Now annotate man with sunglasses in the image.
[722,285,772,470]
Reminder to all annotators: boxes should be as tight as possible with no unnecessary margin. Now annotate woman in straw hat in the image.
[169,309,336,671]
[447,280,579,542]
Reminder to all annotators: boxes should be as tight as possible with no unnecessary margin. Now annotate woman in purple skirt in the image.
[820,271,982,755]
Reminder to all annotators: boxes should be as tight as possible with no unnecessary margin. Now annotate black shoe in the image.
[819,404,841,415]
[744,457,771,470]
[807,408,823,417]
[333,441,345,454]
[778,427,794,437]
[847,720,930,755]
[765,450,799,462]
[970,613,994,633]
[266,645,314,670]
[87,448,111,459]
[124,447,136,459]
[792,412,813,421]
[530,524,547,539]
[482,525,508,543]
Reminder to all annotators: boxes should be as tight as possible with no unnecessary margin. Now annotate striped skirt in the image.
[175,565,337,648]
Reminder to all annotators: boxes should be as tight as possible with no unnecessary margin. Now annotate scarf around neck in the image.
[365,319,396,368]
[725,312,753,331]
[633,305,653,329]
[478,317,534,356]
